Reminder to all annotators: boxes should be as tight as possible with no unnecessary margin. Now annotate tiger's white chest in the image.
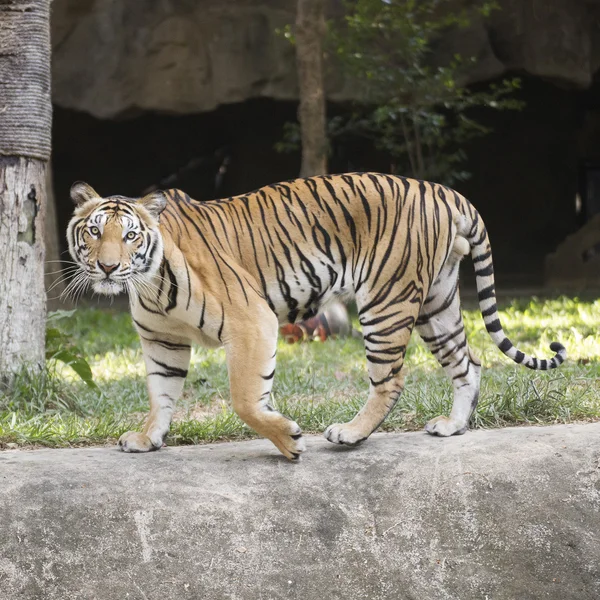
[129,296,222,348]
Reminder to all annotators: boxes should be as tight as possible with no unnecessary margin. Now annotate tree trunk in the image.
[44,162,66,310]
[0,0,52,375]
[296,0,328,177]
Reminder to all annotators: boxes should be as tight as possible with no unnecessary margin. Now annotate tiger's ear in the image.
[138,190,167,218]
[70,181,99,206]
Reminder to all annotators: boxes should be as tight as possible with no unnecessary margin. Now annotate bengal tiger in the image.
[66,173,566,459]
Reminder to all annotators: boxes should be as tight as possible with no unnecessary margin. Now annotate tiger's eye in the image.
[90,226,100,236]
[126,231,137,241]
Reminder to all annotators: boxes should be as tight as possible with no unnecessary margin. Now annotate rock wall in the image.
[51,0,600,119]
[51,0,301,119]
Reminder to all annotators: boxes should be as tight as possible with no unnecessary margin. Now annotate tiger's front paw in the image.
[118,431,161,453]
[324,423,368,447]
[271,419,306,461]
[425,416,467,437]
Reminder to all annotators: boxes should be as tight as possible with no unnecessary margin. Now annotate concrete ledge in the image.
[1,424,600,599]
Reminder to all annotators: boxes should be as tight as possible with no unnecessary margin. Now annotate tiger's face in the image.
[66,182,166,296]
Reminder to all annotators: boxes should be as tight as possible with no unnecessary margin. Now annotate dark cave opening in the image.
[52,73,600,282]
[52,99,301,220]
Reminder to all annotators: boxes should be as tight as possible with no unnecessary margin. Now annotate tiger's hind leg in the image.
[416,253,481,437]
[324,290,421,446]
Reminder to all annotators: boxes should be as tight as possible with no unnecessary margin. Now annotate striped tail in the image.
[465,211,566,370]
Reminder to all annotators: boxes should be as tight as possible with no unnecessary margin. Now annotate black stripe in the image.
[418,325,463,345]
[148,357,188,378]
[481,305,496,318]
[498,338,512,352]
[198,293,206,329]
[439,337,467,361]
[472,250,492,263]
[138,295,163,315]
[452,364,471,381]
[366,354,399,365]
[217,306,225,341]
[164,259,179,313]
[138,334,191,351]
[474,264,494,277]
[139,235,160,274]
[486,319,502,333]
[369,363,403,387]
[157,262,166,301]
[478,284,495,302]
[183,259,192,310]
[133,318,154,333]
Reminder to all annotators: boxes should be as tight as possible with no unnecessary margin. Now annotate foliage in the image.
[0,362,89,418]
[280,0,523,185]
[46,310,98,390]
[1,297,600,448]
[0,310,98,422]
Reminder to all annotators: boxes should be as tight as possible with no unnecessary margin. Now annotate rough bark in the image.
[0,158,47,372]
[0,0,52,375]
[296,0,327,177]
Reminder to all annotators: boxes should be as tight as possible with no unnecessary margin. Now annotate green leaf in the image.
[47,309,77,324]
[45,312,99,391]
[49,349,99,390]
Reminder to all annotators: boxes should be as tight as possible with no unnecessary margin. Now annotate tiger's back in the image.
[159,173,463,325]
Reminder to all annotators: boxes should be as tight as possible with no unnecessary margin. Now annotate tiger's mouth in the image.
[92,278,126,296]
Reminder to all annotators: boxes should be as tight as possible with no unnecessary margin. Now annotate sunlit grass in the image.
[1,296,599,448]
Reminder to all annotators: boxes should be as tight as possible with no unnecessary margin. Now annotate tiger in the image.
[66,173,566,460]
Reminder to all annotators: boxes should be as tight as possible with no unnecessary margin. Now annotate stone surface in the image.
[486,0,594,88]
[1,423,600,599]
[51,0,302,119]
[545,214,600,290]
[50,0,600,119]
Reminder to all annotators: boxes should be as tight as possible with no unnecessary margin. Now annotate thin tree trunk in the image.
[400,113,417,178]
[44,161,66,310]
[413,112,425,179]
[0,0,52,375]
[296,0,328,177]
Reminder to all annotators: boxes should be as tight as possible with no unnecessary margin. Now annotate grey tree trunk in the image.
[0,0,52,375]
[296,0,327,177]
[44,162,66,310]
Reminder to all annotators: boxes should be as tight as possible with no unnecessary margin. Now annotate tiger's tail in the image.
[460,209,566,370]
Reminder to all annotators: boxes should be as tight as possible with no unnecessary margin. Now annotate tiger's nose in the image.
[98,261,119,275]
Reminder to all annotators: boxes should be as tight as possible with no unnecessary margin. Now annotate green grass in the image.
[1,296,599,448]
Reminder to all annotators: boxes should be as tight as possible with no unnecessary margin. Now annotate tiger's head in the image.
[66,182,167,297]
